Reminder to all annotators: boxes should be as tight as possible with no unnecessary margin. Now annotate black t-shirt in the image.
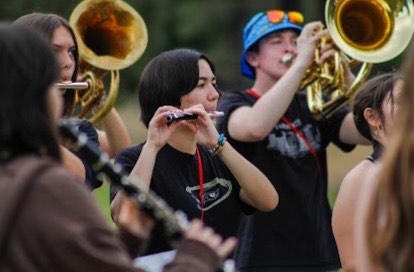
[216,91,355,271]
[68,119,102,190]
[113,143,249,255]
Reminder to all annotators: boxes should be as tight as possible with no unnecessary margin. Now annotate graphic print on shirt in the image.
[185,178,232,211]
[267,118,321,158]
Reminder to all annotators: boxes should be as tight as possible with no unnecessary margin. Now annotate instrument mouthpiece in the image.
[282,54,294,64]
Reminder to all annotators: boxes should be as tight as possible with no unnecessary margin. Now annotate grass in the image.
[327,144,371,207]
[92,182,115,227]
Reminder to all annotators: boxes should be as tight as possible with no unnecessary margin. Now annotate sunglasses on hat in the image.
[266,10,304,25]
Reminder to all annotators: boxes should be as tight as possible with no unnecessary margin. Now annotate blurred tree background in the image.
[1,0,410,222]
[1,0,405,96]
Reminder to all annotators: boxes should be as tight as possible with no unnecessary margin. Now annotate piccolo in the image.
[166,111,224,124]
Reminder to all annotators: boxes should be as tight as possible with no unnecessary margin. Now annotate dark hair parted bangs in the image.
[353,72,402,141]
[0,24,61,162]
[13,13,79,117]
[138,48,216,127]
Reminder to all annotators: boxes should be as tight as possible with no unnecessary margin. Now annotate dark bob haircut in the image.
[14,13,79,117]
[353,72,402,141]
[0,24,61,162]
[138,48,216,127]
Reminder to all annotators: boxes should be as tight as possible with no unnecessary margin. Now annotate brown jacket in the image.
[0,156,219,272]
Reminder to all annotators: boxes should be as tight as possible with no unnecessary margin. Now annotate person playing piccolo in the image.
[110,49,278,259]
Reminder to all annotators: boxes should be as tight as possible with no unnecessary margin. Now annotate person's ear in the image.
[246,51,259,69]
[363,108,380,127]
[363,108,382,137]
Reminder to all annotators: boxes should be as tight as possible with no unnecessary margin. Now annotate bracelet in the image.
[209,134,226,156]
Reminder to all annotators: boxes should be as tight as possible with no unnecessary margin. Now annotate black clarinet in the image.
[58,119,188,245]
[58,119,235,272]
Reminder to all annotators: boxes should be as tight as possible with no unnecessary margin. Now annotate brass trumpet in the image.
[69,0,148,123]
[303,0,414,120]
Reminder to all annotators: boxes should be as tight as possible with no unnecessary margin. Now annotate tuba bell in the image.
[69,0,148,123]
[303,0,414,120]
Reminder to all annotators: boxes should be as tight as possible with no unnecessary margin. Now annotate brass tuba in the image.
[69,0,148,123]
[304,0,414,120]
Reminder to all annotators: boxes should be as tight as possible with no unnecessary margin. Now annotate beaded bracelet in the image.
[209,133,227,156]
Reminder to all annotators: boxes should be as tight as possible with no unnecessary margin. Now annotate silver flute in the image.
[55,82,89,90]
[166,111,224,123]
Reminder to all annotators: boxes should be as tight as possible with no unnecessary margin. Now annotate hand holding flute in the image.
[166,110,224,124]
[144,106,224,152]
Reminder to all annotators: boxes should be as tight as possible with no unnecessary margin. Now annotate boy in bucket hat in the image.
[240,10,303,79]
[217,10,369,271]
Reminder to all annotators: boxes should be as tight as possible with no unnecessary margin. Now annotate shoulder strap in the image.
[0,159,52,263]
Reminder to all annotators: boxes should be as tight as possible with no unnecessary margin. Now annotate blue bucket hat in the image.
[241,10,304,79]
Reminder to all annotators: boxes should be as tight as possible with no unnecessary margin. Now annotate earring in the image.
[374,124,383,138]
[374,126,379,137]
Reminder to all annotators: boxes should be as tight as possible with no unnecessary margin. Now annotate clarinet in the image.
[58,119,235,272]
[59,119,188,244]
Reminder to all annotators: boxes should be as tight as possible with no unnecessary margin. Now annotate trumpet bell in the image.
[304,0,414,119]
[70,0,148,70]
[326,0,414,63]
[68,0,148,124]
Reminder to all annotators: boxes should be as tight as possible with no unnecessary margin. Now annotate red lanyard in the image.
[246,89,321,170]
[195,147,204,222]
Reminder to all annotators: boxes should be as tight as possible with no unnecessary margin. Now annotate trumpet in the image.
[289,0,414,120]
[69,0,148,124]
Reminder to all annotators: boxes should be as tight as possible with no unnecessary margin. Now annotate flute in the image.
[166,111,224,124]
[55,82,89,90]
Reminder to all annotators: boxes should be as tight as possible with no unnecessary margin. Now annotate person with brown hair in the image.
[355,43,414,271]
[332,72,403,271]
[13,12,132,189]
[0,23,236,272]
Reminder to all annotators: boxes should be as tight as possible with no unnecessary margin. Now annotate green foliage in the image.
[0,0,321,96]
[92,182,115,227]
[1,0,405,98]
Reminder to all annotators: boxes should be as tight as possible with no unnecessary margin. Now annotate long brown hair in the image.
[13,13,79,117]
[365,43,414,271]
